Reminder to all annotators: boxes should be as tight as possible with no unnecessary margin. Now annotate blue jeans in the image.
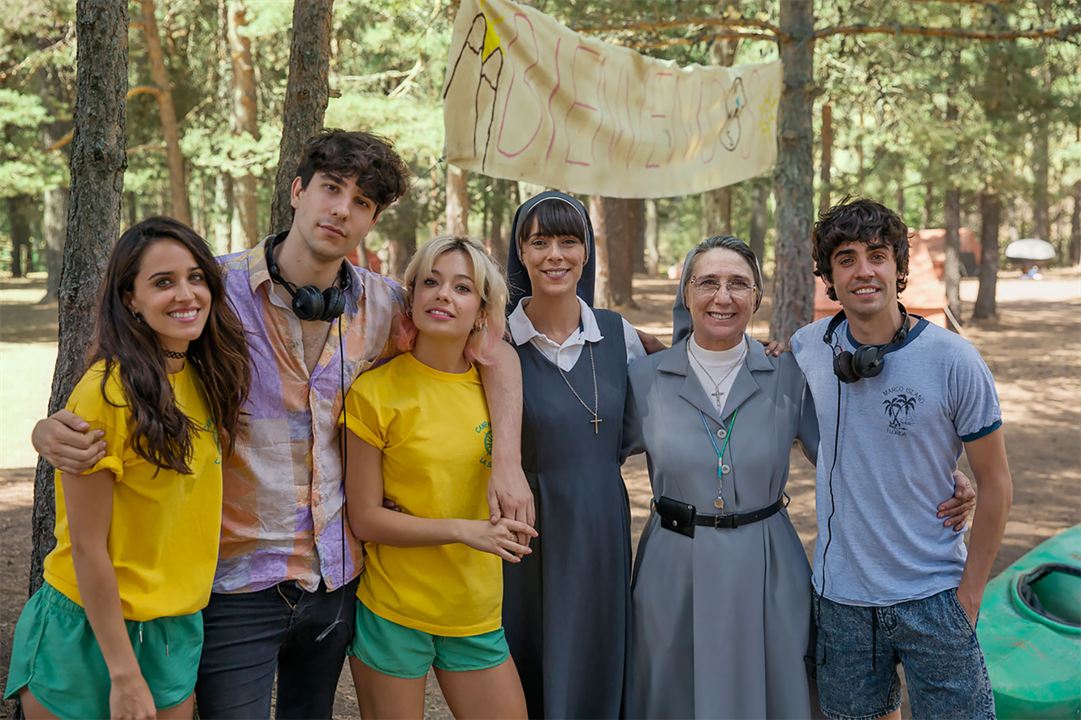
[195,578,359,718]
[814,589,995,720]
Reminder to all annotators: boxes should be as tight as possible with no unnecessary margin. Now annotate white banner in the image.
[443,0,781,198]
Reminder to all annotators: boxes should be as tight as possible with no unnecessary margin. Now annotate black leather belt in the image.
[653,494,789,538]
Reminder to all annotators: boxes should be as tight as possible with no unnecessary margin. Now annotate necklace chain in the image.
[556,343,602,435]
[688,340,745,411]
[163,349,187,360]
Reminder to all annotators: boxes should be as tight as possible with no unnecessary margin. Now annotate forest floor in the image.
[1,269,1078,718]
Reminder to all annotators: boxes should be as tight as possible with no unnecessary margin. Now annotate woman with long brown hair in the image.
[5,217,249,719]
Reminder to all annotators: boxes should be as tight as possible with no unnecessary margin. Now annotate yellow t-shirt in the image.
[43,360,223,621]
[341,352,500,636]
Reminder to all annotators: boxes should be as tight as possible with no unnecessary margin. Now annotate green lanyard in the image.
[700,408,738,478]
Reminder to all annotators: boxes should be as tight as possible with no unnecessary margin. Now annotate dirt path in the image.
[1,270,1078,718]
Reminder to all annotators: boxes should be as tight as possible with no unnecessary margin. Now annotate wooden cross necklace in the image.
[557,343,602,434]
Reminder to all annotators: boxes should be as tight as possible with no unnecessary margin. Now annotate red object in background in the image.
[346,247,382,274]
[911,228,980,278]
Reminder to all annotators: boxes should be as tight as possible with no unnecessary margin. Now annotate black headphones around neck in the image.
[264,232,352,322]
[822,302,910,383]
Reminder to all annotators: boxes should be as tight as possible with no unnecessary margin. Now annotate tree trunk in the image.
[923,181,934,228]
[624,199,643,304]
[381,190,417,281]
[590,196,611,308]
[31,0,128,595]
[644,199,660,276]
[972,191,1000,321]
[1069,180,1080,266]
[819,102,832,215]
[7,197,31,278]
[1032,119,1050,243]
[633,198,647,273]
[214,174,233,254]
[42,187,68,303]
[749,179,769,263]
[944,188,963,325]
[139,0,191,225]
[770,0,815,342]
[486,178,511,267]
[227,0,259,249]
[446,164,469,235]
[590,196,636,309]
[895,161,906,221]
[269,0,334,235]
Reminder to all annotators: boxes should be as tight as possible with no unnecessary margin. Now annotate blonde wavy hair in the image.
[397,236,508,365]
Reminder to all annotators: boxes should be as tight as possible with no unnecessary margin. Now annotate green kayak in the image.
[977,525,1081,719]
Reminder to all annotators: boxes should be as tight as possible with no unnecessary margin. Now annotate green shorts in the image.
[348,601,510,679]
[4,583,203,719]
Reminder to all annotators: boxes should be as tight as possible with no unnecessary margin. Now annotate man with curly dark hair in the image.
[791,197,1012,720]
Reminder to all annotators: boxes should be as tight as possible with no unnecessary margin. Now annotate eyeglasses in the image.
[688,276,757,298]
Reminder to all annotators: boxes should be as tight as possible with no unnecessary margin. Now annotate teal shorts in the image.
[348,601,510,679]
[4,583,203,719]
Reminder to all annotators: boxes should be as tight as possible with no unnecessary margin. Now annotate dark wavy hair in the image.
[812,197,910,301]
[295,129,411,212]
[91,217,250,474]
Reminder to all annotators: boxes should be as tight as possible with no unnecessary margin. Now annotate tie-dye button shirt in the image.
[213,237,404,593]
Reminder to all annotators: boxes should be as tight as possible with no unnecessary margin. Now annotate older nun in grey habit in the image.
[624,235,818,719]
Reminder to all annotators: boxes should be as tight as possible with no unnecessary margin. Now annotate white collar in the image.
[508,296,603,347]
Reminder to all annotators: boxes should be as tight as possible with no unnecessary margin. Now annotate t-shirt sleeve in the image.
[949,343,1002,442]
[341,375,389,450]
[65,366,129,483]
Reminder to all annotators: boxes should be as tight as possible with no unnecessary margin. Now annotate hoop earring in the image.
[473,317,487,333]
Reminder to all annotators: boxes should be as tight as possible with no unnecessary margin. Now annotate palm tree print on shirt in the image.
[883,393,918,430]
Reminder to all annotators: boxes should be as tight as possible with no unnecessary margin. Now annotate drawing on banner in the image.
[443,0,782,198]
[443,12,504,170]
[720,77,747,152]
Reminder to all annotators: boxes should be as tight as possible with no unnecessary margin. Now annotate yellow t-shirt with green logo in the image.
[43,360,223,622]
[342,352,499,637]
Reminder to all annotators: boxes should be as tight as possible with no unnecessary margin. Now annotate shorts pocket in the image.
[946,589,976,636]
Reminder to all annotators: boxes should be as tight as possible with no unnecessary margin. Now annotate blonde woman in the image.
[341,236,534,719]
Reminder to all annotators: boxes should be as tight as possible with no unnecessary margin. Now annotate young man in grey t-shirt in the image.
[791,198,1012,720]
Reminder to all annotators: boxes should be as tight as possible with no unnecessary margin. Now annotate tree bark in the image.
[749,179,769,263]
[227,0,259,249]
[644,199,660,276]
[269,0,334,235]
[485,178,511,268]
[923,181,935,229]
[770,0,815,342]
[590,196,636,309]
[381,190,417,281]
[31,0,128,595]
[944,188,963,324]
[139,0,190,225]
[1069,180,1080,266]
[625,199,644,301]
[819,102,832,215]
[7,197,31,278]
[972,191,1000,321]
[446,164,469,235]
[42,187,68,303]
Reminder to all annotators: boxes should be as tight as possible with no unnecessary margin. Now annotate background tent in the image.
[814,240,949,328]
[912,228,980,277]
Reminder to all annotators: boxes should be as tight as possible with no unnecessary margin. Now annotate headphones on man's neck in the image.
[264,232,352,322]
[822,302,910,383]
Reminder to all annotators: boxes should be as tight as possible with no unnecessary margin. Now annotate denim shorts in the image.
[814,588,995,720]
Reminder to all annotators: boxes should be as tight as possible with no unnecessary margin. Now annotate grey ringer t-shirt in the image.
[792,317,1002,607]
